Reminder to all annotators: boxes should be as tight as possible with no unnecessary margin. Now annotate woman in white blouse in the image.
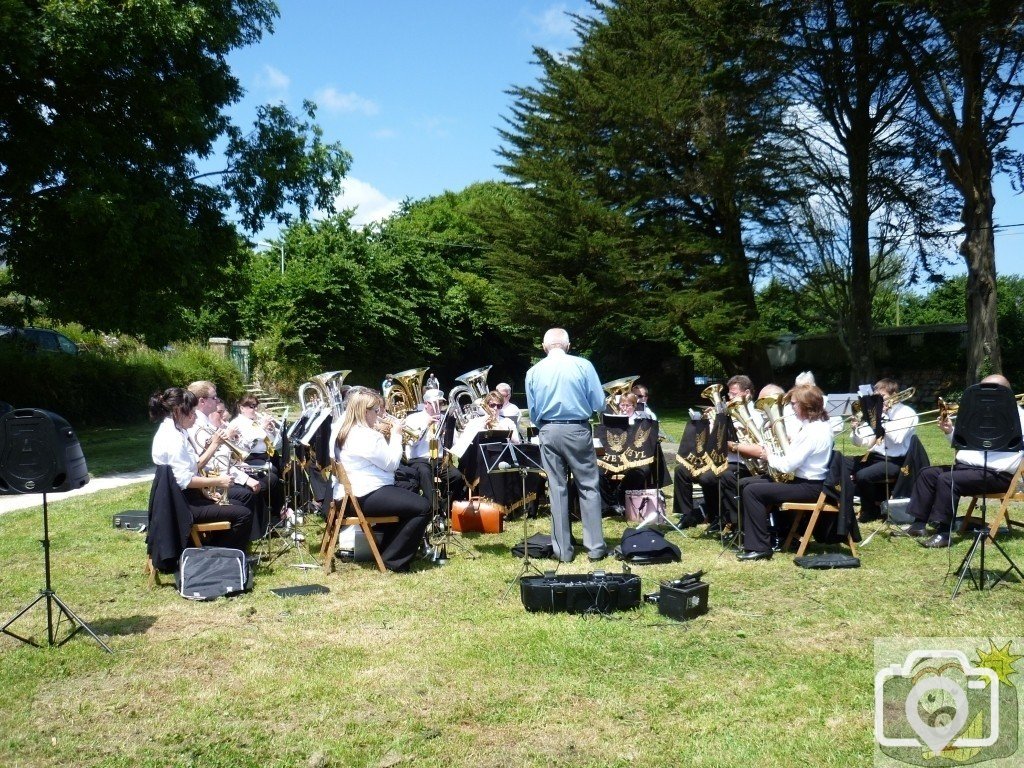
[335,389,431,572]
[149,387,253,551]
[729,384,834,561]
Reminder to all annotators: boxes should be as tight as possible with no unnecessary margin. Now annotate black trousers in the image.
[672,462,748,524]
[400,457,467,509]
[248,452,285,520]
[183,488,254,551]
[907,463,1014,528]
[739,476,823,553]
[848,453,904,519]
[358,484,432,571]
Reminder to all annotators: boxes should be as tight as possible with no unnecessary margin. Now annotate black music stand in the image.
[950,383,1024,598]
[482,441,548,597]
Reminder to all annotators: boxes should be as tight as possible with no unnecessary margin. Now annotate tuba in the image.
[447,365,492,429]
[754,392,794,482]
[385,367,430,418]
[603,375,640,414]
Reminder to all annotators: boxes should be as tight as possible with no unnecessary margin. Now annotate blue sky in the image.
[225,1,1024,279]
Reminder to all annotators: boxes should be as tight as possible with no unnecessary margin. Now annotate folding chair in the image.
[958,460,1024,540]
[781,452,859,558]
[319,462,398,574]
[146,521,232,587]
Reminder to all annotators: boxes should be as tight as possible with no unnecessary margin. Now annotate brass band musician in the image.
[402,388,467,506]
[730,384,834,561]
[905,374,1024,548]
[450,390,520,461]
[847,378,918,522]
[672,375,754,532]
[230,394,286,521]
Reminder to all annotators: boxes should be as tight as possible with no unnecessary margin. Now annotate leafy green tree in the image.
[892,2,1024,384]
[0,1,350,344]
[775,0,955,386]
[497,0,794,381]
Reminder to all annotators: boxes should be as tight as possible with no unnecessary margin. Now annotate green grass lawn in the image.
[75,421,154,477]
[2,410,1017,767]
[1,410,1021,767]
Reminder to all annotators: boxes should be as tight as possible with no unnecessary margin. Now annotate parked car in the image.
[0,326,79,355]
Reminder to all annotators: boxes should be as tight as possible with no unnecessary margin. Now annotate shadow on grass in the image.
[89,614,158,636]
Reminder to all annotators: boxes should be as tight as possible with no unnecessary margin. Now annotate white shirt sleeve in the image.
[151,418,196,490]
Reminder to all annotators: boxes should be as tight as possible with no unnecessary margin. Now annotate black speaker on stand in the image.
[0,408,111,652]
[950,384,1024,598]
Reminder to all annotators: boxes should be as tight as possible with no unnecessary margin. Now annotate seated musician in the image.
[402,388,467,506]
[186,381,264,535]
[149,387,253,551]
[730,384,833,561]
[230,394,286,521]
[905,374,1024,548]
[450,390,521,461]
[849,378,917,522]
[673,375,754,532]
[496,382,524,438]
[631,384,657,420]
[335,388,431,572]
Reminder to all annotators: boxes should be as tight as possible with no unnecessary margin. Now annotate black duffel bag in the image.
[176,547,253,601]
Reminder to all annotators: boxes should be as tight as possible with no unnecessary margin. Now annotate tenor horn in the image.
[385,367,430,418]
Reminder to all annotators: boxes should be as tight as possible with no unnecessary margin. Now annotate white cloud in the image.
[316,87,380,116]
[532,4,576,38]
[254,65,290,97]
[335,177,401,226]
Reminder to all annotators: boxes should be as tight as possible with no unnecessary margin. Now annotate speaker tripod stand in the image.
[2,494,111,653]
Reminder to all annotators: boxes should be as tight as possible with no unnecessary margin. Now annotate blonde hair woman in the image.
[335,388,430,572]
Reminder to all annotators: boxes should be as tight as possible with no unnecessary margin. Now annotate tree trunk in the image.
[846,105,875,389]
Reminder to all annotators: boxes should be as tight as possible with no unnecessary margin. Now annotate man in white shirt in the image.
[495,382,523,437]
[906,374,1024,548]
[848,378,918,521]
[401,389,466,505]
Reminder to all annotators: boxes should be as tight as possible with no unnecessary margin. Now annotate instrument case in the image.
[520,571,642,614]
[451,499,504,533]
[112,510,148,531]
[657,572,709,621]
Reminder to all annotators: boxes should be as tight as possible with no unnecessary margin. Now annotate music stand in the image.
[481,441,548,596]
[950,383,1024,598]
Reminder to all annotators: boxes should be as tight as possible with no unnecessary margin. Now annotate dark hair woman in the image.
[149,387,253,550]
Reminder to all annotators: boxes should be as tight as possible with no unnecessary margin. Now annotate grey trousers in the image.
[538,422,605,561]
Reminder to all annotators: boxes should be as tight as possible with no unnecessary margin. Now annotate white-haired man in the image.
[496,382,523,438]
[526,328,606,562]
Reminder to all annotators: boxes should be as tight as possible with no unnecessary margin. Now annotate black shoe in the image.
[736,549,773,562]
[705,521,724,536]
[677,513,704,530]
[904,523,928,537]
[922,533,951,549]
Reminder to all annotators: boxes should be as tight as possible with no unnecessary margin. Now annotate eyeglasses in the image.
[486,402,500,408]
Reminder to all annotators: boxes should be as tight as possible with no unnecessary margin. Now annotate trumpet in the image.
[375,412,424,446]
[195,424,251,462]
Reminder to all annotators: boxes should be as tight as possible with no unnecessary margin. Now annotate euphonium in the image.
[448,365,492,428]
[725,393,769,475]
[603,375,640,414]
[754,392,794,482]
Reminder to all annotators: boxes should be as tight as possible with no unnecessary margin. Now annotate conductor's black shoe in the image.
[904,523,928,537]
[736,549,772,562]
[922,533,952,549]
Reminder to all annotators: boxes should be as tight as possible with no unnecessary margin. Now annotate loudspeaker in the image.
[0,409,90,495]
[952,384,1023,452]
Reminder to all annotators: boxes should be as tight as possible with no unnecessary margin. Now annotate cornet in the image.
[195,424,251,462]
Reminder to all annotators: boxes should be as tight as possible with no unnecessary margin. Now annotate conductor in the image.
[525,328,606,563]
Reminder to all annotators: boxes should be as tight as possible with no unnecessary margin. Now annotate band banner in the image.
[595,419,670,487]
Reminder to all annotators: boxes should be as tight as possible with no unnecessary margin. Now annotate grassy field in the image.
[1,412,1020,768]
[75,421,155,477]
